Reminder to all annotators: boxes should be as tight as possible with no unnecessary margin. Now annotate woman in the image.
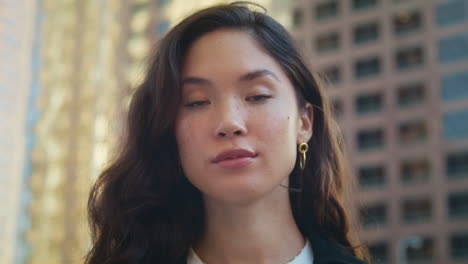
[85,2,369,264]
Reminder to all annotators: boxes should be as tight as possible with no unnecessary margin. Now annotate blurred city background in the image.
[1,0,467,263]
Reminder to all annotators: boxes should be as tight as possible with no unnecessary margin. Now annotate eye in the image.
[246,95,272,102]
[184,100,210,108]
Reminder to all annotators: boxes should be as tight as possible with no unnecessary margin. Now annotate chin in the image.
[202,179,286,206]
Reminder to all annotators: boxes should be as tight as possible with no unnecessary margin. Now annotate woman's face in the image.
[175,29,313,205]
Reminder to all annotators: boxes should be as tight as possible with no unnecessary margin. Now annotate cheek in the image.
[252,107,297,144]
[175,118,190,144]
[175,117,203,157]
[253,106,299,165]
[253,111,298,178]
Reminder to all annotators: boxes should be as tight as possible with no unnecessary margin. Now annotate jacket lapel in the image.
[308,229,367,264]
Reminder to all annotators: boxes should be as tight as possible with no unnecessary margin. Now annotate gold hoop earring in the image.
[298,142,309,170]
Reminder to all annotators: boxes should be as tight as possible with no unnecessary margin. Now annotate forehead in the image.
[182,29,287,81]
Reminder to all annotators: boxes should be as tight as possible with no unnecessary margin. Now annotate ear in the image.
[297,103,314,144]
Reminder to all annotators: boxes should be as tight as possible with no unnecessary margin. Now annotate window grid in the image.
[359,165,386,188]
[396,46,424,71]
[356,92,383,115]
[394,10,422,36]
[448,191,468,219]
[315,0,339,21]
[447,150,468,178]
[358,128,384,151]
[451,232,468,260]
[315,32,340,53]
[401,197,432,223]
[398,82,425,107]
[401,158,430,184]
[355,56,381,79]
[360,202,387,228]
[354,21,379,44]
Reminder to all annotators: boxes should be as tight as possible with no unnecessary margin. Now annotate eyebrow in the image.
[181,69,280,86]
[239,69,280,82]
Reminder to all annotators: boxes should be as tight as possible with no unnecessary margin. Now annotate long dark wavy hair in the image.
[85,2,368,263]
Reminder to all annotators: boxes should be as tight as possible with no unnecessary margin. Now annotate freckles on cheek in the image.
[178,118,209,153]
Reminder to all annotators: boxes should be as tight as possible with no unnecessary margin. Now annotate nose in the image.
[214,101,247,138]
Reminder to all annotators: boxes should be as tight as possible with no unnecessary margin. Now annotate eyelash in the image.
[246,95,272,102]
[184,101,210,108]
[184,95,272,108]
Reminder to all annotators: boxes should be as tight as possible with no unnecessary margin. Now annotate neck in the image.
[193,187,305,264]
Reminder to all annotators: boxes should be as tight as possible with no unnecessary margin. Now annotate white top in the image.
[187,239,314,264]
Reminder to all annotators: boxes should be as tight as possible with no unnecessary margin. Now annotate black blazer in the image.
[306,229,367,264]
[178,230,368,264]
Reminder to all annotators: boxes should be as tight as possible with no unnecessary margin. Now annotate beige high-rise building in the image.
[289,0,468,263]
[25,0,133,263]
[0,1,36,264]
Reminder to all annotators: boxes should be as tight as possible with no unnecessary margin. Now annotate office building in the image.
[290,0,468,263]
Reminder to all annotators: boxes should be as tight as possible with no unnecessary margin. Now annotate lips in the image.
[212,148,257,168]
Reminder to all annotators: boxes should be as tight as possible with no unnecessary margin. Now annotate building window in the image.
[401,158,430,184]
[398,119,427,145]
[396,46,424,71]
[315,32,340,53]
[331,99,343,119]
[354,56,381,79]
[354,21,379,44]
[358,164,386,188]
[398,82,425,107]
[320,65,341,85]
[356,92,383,115]
[368,241,389,264]
[439,33,468,64]
[451,233,468,260]
[132,2,148,12]
[131,7,150,33]
[360,202,387,228]
[447,150,468,178]
[315,1,339,21]
[402,197,432,223]
[436,0,467,27]
[443,108,468,140]
[292,8,303,28]
[393,10,422,35]
[352,0,378,11]
[400,236,434,262]
[128,34,149,60]
[357,128,384,151]
[442,70,468,102]
[158,0,171,7]
[448,191,468,219]
[156,19,170,34]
